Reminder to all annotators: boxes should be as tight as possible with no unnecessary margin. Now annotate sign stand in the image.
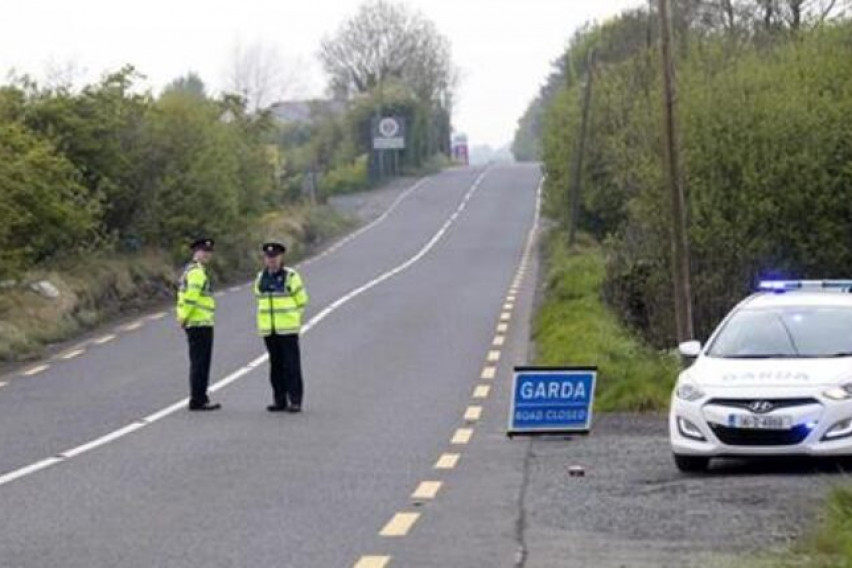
[507,366,597,438]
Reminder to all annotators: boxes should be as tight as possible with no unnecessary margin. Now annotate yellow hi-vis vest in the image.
[254,268,308,336]
[176,261,215,327]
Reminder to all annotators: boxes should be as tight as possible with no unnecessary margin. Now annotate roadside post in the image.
[507,366,597,438]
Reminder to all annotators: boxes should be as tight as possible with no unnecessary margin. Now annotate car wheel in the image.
[674,454,710,473]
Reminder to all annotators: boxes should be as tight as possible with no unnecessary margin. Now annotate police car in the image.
[670,280,852,472]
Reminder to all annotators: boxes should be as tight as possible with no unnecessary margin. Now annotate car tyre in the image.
[674,454,710,473]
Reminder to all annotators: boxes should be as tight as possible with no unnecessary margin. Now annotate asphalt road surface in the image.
[0,165,543,568]
[0,164,836,568]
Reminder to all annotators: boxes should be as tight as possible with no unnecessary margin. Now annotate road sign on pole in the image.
[508,366,597,437]
[372,116,406,150]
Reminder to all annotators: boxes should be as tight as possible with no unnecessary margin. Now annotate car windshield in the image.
[707,306,852,358]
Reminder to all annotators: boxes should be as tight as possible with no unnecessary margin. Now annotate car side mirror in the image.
[678,341,702,359]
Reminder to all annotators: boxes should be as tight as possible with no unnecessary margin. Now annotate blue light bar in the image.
[758,280,852,293]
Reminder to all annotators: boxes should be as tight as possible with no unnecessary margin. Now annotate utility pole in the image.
[568,49,595,247]
[657,0,695,342]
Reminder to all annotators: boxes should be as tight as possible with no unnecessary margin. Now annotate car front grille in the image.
[709,424,811,446]
[706,398,820,411]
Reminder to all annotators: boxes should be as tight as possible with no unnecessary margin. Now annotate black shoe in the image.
[189,402,222,411]
[286,405,302,414]
[266,404,288,413]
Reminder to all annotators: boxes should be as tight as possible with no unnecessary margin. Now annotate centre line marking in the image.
[412,481,443,500]
[452,428,474,444]
[507,295,516,302]
[487,350,501,363]
[481,366,497,380]
[21,365,49,377]
[464,406,483,422]
[500,312,511,322]
[493,335,506,347]
[148,312,167,321]
[227,286,241,293]
[93,334,116,345]
[0,169,494,489]
[380,512,420,537]
[59,349,85,360]
[473,385,491,399]
[497,323,509,333]
[0,382,7,389]
[435,453,460,469]
[503,303,514,310]
[353,557,391,568]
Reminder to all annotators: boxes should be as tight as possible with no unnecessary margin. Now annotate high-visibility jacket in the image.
[254,267,308,336]
[176,261,216,327]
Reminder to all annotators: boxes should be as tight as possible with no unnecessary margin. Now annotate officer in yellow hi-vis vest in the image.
[255,242,309,413]
[177,238,221,412]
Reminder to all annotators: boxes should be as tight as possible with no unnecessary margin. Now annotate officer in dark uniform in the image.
[254,242,309,413]
[177,238,221,411]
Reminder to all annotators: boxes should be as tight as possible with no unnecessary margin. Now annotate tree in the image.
[164,72,207,99]
[225,41,300,112]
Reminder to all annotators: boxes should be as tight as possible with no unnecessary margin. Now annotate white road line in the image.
[0,169,492,489]
[148,312,168,321]
[21,364,49,377]
[93,334,117,345]
[303,176,432,267]
[119,321,144,332]
[227,286,241,293]
[59,349,85,360]
[0,382,7,389]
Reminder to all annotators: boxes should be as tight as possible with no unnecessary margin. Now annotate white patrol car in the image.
[670,280,852,472]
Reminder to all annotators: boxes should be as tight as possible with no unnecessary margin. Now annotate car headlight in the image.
[823,383,852,401]
[676,383,705,402]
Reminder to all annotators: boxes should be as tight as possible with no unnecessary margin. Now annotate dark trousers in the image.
[185,327,213,406]
[264,333,303,407]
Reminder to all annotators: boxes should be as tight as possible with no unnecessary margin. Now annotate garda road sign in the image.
[508,366,597,437]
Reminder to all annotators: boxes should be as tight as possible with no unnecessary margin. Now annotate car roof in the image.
[742,291,852,309]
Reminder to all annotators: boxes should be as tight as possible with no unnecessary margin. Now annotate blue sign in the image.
[508,367,597,435]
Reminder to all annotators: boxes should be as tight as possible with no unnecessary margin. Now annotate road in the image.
[0,165,542,568]
[0,163,836,568]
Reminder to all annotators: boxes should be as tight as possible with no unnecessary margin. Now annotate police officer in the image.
[255,242,309,413]
[177,238,221,411]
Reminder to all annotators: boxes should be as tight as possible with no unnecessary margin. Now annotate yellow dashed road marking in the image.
[497,323,509,333]
[481,366,497,380]
[452,428,474,444]
[464,406,483,422]
[487,350,501,363]
[507,295,516,302]
[503,303,514,310]
[353,556,391,568]
[412,481,443,500]
[22,365,49,377]
[59,349,85,360]
[500,312,511,322]
[93,334,117,345]
[493,335,505,347]
[435,453,460,469]
[380,512,420,537]
[473,385,491,399]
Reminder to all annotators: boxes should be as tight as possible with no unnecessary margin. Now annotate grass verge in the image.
[0,204,351,364]
[533,229,680,412]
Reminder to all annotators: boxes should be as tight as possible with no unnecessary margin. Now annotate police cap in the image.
[190,238,215,252]
[262,242,287,257]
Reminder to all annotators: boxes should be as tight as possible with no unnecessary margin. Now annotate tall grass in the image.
[533,230,680,412]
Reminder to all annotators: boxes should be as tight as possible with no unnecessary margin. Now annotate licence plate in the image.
[728,414,793,430]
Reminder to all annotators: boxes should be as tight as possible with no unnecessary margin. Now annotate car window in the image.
[707,306,852,358]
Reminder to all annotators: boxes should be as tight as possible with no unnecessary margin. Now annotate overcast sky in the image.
[2,0,640,148]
